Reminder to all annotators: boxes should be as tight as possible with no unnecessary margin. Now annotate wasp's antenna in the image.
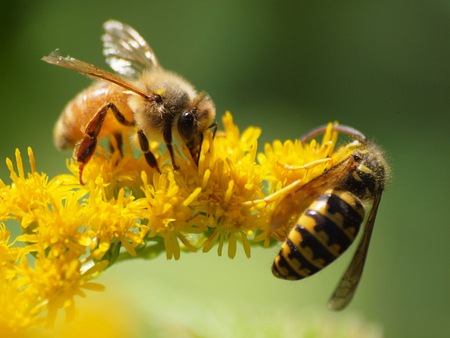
[300,124,366,143]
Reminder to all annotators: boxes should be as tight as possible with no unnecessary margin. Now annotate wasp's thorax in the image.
[338,140,388,202]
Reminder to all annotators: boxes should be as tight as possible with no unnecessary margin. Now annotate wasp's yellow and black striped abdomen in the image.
[272,188,365,280]
[270,126,390,310]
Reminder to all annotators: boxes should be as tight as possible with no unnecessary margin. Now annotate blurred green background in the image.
[1,1,449,337]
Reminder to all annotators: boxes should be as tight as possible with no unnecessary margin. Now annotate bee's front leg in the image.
[163,121,179,170]
[195,121,218,166]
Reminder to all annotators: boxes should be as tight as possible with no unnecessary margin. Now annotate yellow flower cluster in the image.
[0,112,340,332]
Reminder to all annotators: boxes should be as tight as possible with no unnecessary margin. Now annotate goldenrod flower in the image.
[0,223,21,269]
[253,122,339,244]
[0,113,344,332]
[193,113,266,258]
[128,170,200,260]
[0,149,71,228]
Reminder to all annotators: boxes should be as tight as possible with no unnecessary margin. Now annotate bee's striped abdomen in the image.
[272,188,365,280]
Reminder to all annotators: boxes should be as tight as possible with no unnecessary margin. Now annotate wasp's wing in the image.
[270,154,357,235]
[42,50,148,99]
[327,193,382,311]
[102,20,161,77]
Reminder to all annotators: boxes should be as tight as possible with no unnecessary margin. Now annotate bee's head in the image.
[178,93,215,158]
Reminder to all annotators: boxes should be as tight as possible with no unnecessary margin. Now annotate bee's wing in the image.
[42,50,149,99]
[327,193,382,311]
[269,154,357,235]
[102,20,161,77]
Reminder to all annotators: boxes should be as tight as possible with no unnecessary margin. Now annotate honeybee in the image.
[271,124,389,311]
[42,20,217,184]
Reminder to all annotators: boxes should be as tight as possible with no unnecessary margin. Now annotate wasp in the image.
[271,124,389,310]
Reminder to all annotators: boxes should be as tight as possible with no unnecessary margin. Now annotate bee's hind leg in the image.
[76,103,134,185]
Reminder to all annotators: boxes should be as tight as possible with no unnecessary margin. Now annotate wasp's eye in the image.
[179,110,196,141]
[353,151,363,162]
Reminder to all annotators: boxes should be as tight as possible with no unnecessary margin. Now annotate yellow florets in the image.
[0,113,343,331]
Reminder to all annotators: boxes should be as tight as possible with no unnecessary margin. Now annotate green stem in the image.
[115,241,166,263]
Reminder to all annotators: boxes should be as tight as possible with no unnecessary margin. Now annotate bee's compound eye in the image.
[179,111,196,141]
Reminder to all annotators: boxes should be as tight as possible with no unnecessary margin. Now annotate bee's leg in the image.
[109,133,124,156]
[108,103,135,127]
[196,134,204,166]
[209,122,218,139]
[76,105,108,185]
[163,121,180,170]
[77,103,134,185]
[137,129,161,174]
[195,122,218,166]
